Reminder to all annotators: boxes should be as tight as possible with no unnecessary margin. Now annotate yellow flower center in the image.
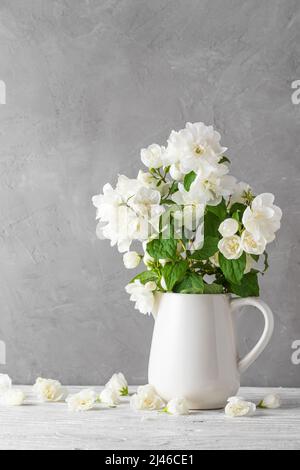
[204,179,216,192]
[194,145,205,156]
[228,239,239,252]
[245,233,258,248]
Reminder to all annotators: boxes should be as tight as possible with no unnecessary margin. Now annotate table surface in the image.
[0,386,299,450]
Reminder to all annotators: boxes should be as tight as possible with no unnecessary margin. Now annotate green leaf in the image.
[161,199,176,205]
[162,260,188,291]
[232,211,241,223]
[263,251,269,273]
[207,199,228,220]
[174,272,204,294]
[169,181,179,195]
[183,171,197,191]
[147,238,177,260]
[250,254,259,262]
[257,400,266,409]
[204,211,220,239]
[120,386,129,397]
[130,271,158,284]
[189,236,219,260]
[219,252,246,285]
[229,272,259,297]
[203,283,224,294]
[219,156,231,164]
[229,203,247,218]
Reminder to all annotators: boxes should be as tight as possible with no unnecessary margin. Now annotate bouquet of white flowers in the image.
[93,122,282,314]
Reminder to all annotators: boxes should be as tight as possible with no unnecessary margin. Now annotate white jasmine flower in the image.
[166,122,227,176]
[230,181,252,205]
[242,193,282,243]
[129,187,162,218]
[100,387,120,407]
[244,254,255,273]
[123,251,141,269]
[143,252,154,268]
[66,389,97,412]
[137,170,157,188]
[125,280,157,315]
[92,183,122,222]
[218,235,243,260]
[105,372,128,396]
[2,389,25,406]
[116,174,141,200]
[93,175,158,253]
[0,374,12,395]
[141,144,165,169]
[225,397,256,417]
[258,393,281,409]
[33,377,66,402]
[241,230,266,255]
[169,162,184,181]
[130,384,165,411]
[165,397,189,415]
[172,163,235,208]
[218,218,239,237]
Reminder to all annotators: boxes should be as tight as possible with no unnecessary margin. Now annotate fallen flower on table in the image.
[162,397,189,416]
[105,372,128,397]
[130,384,165,411]
[258,393,281,409]
[33,377,67,402]
[66,389,97,412]
[1,388,25,406]
[99,387,120,407]
[225,397,256,417]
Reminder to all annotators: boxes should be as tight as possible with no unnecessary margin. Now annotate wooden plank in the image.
[0,387,299,450]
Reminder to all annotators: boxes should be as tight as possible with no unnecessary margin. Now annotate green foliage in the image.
[130,271,158,284]
[204,211,221,238]
[162,261,188,291]
[229,272,259,297]
[263,251,269,273]
[174,272,204,294]
[229,203,247,218]
[147,238,177,260]
[183,171,197,191]
[189,236,219,260]
[203,283,224,294]
[219,252,246,285]
[206,199,227,221]
[219,156,231,164]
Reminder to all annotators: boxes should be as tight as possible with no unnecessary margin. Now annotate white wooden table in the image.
[0,387,299,450]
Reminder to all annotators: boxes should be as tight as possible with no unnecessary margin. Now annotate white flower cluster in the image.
[99,122,282,312]
[225,393,281,417]
[66,372,128,411]
[130,384,189,416]
[0,373,282,420]
[92,122,236,253]
[218,193,282,260]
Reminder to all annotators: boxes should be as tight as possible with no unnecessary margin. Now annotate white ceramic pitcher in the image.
[148,293,274,409]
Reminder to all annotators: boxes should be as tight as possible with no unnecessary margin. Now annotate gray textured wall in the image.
[0,0,299,386]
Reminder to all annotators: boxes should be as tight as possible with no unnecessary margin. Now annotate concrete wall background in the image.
[0,0,299,385]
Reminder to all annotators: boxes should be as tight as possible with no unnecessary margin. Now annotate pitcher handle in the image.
[230,297,274,374]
